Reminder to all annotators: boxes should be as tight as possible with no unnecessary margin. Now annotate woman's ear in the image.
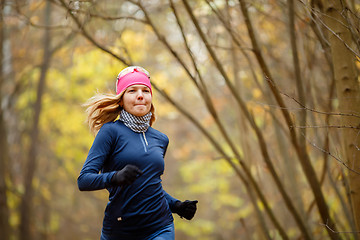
[118,97,123,108]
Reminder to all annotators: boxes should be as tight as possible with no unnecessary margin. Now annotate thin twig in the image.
[64,8,147,23]
[293,125,360,129]
[302,133,360,175]
[320,219,360,234]
[265,76,360,118]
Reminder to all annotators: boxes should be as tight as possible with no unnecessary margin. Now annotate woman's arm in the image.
[163,190,180,212]
[77,124,116,191]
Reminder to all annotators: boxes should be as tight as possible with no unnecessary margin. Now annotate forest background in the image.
[1,0,360,239]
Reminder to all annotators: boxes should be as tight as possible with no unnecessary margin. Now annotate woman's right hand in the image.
[111,165,143,186]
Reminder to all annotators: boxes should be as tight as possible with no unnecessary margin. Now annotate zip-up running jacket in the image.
[78,120,179,239]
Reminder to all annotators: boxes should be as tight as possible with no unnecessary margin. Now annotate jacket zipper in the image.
[140,132,148,152]
[142,132,148,146]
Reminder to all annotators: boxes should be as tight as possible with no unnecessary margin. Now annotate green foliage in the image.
[175,157,249,238]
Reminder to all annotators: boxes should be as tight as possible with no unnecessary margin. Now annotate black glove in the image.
[111,165,143,186]
[173,200,198,220]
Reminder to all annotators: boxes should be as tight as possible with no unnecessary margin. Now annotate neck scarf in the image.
[119,109,152,133]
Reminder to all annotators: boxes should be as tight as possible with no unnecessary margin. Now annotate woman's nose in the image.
[137,91,144,100]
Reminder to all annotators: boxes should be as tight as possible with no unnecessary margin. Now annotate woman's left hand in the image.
[174,200,198,220]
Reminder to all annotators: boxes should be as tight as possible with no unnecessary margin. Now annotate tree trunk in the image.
[0,0,10,238]
[19,1,52,239]
[324,0,360,232]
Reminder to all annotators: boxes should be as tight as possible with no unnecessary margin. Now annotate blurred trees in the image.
[0,0,10,239]
[19,1,52,239]
[2,0,360,239]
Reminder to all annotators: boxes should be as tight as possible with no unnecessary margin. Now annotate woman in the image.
[78,66,198,240]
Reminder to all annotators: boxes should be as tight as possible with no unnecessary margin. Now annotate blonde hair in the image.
[83,92,156,135]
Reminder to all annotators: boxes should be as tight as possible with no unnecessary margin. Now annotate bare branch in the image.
[55,0,130,66]
[320,219,360,234]
[293,125,360,130]
[303,133,360,175]
[299,0,360,59]
[63,7,147,23]
[280,90,360,118]
[13,0,70,30]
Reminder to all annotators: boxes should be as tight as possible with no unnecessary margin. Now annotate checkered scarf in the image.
[119,109,152,133]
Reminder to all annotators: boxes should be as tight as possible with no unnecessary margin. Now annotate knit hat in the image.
[116,66,152,95]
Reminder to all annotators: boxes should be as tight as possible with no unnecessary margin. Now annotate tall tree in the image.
[0,0,10,239]
[324,0,360,232]
[19,1,52,239]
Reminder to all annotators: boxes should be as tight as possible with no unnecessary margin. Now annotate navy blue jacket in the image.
[78,120,178,239]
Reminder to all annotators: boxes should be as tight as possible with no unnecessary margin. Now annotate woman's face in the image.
[121,84,152,117]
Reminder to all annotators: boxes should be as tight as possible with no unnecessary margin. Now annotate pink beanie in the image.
[116,69,152,95]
